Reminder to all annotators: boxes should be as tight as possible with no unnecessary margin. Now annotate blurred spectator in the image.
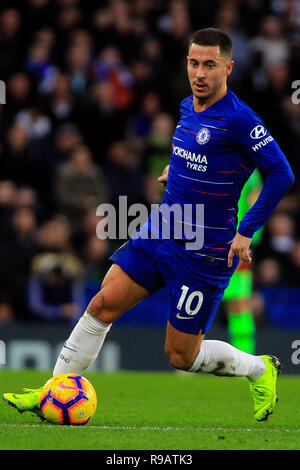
[247,62,292,155]
[271,0,300,34]
[2,124,33,188]
[82,206,102,239]
[27,251,85,324]
[3,207,39,317]
[65,38,92,95]
[23,1,53,37]
[51,122,83,165]
[250,15,290,80]
[0,181,17,242]
[71,205,116,255]
[285,240,300,286]
[265,211,295,255]
[140,36,163,69]
[91,7,115,49]
[83,235,111,282]
[55,3,82,52]
[78,81,126,157]
[7,72,31,106]
[25,41,58,94]
[15,105,52,140]
[129,59,157,103]
[15,186,39,210]
[0,8,22,79]
[127,90,162,148]
[54,145,109,229]
[10,207,38,251]
[143,112,174,202]
[143,112,174,175]
[169,55,193,114]
[255,258,282,287]
[138,35,166,96]
[36,215,73,253]
[33,26,55,50]
[215,1,250,85]
[158,0,192,68]
[2,120,53,209]
[14,185,47,225]
[105,140,145,207]
[281,95,300,182]
[255,211,296,284]
[92,45,134,111]
[0,181,18,319]
[4,72,32,132]
[0,302,14,324]
[108,0,139,63]
[46,73,78,127]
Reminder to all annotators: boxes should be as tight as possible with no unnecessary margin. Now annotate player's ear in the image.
[226,60,234,76]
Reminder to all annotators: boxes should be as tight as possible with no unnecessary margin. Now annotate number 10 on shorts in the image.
[176,285,204,317]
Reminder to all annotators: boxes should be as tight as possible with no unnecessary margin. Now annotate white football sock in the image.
[187,340,265,380]
[53,311,111,376]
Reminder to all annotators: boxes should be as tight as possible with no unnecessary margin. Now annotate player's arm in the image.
[228,114,295,267]
[228,171,263,267]
[238,154,294,239]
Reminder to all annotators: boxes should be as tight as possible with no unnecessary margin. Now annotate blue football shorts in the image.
[109,234,238,335]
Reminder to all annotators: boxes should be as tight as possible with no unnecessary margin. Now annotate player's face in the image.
[187,43,233,102]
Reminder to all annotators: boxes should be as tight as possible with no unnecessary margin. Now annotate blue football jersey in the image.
[143,89,294,257]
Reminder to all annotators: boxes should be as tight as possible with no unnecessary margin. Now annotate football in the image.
[39,373,97,425]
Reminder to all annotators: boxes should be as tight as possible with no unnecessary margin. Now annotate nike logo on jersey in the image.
[176,313,194,320]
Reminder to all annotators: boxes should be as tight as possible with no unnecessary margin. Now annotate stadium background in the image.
[0,0,300,372]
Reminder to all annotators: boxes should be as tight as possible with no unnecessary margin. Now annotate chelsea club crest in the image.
[196,127,210,145]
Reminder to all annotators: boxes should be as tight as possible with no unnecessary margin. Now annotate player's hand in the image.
[157,165,169,187]
[227,232,252,268]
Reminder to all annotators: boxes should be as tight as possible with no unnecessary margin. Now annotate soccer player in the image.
[3,28,294,422]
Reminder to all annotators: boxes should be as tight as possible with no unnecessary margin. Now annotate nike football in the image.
[40,373,97,425]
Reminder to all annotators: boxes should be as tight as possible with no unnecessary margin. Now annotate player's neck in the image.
[193,84,228,113]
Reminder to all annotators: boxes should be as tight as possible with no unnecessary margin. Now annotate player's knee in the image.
[87,291,116,325]
[165,347,194,371]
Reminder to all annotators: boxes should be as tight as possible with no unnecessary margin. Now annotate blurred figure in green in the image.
[222,169,264,354]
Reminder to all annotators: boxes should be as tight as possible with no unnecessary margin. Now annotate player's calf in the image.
[164,322,204,371]
[166,353,195,371]
[165,344,199,371]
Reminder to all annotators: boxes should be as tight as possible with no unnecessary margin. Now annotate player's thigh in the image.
[87,263,150,324]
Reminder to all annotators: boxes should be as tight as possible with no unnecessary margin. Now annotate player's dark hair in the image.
[188,28,232,59]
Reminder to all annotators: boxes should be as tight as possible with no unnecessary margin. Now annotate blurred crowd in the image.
[0,0,299,325]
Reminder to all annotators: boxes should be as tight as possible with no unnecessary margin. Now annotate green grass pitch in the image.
[0,369,300,450]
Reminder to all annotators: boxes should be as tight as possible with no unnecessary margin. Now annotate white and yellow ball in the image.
[40,373,97,425]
